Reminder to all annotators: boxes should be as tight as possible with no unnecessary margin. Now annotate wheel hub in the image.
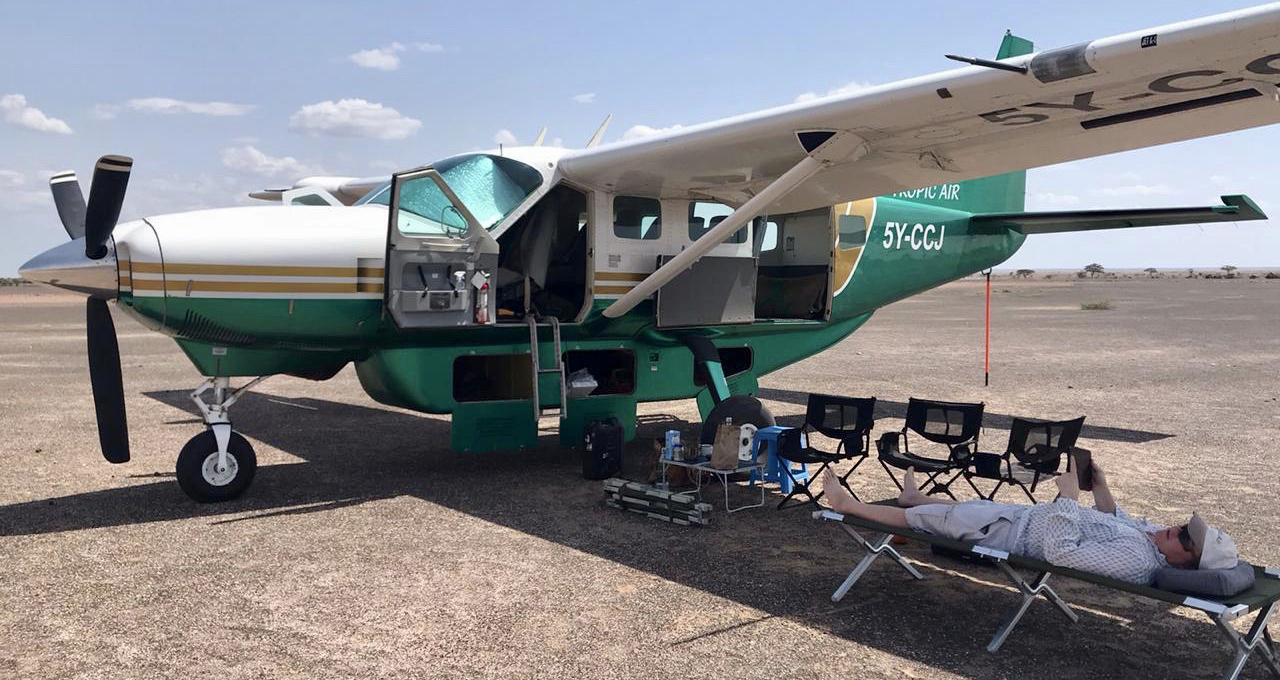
[200,452,239,487]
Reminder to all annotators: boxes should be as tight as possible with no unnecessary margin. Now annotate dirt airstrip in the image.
[1,276,1277,679]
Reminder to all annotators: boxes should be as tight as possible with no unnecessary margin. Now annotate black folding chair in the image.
[775,393,876,510]
[966,416,1086,502]
[876,398,983,499]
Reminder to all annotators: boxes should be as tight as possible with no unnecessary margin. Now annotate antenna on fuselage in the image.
[533,126,548,147]
[586,114,612,148]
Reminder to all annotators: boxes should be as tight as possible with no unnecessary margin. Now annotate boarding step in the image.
[526,315,567,421]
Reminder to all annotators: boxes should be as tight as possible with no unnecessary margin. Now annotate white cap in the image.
[1188,512,1239,571]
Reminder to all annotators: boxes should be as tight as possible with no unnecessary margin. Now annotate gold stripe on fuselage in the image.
[594,271,648,282]
[595,285,637,295]
[130,279,385,294]
[130,261,386,278]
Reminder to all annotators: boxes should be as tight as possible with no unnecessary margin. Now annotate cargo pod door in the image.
[656,200,758,328]
[380,154,542,329]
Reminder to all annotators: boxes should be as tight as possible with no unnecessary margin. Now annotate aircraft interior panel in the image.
[755,207,833,320]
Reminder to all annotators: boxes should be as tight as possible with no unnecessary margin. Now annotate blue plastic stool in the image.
[749,425,808,494]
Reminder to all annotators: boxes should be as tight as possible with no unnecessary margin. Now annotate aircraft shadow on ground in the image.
[0,389,1206,679]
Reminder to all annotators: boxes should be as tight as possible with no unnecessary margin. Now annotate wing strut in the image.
[601,131,867,319]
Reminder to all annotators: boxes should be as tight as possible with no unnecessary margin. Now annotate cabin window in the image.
[756,218,779,253]
[838,214,866,248]
[613,196,662,240]
[687,201,747,244]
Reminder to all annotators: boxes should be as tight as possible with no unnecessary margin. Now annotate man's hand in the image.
[1055,459,1081,501]
[1089,458,1118,514]
[1090,461,1108,489]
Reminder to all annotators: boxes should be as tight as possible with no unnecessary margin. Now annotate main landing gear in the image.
[176,376,268,503]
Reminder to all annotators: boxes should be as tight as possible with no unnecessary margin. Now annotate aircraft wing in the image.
[971,194,1267,234]
[249,176,386,205]
[558,4,1280,213]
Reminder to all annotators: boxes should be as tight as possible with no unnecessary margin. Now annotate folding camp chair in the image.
[774,394,875,510]
[813,508,1280,680]
[965,416,1086,502]
[877,398,983,499]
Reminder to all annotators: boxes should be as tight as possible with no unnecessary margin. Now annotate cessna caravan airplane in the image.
[20,5,1280,502]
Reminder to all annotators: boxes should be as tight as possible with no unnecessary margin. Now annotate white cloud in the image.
[493,129,518,146]
[289,99,422,140]
[550,137,564,148]
[416,42,444,53]
[93,98,255,119]
[794,81,873,104]
[1095,184,1173,197]
[1209,174,1231,187]
[126,174,253,216]
[620,123,685,141]
[0,94,73,134]
[349,42,405,70]
[0,170,51,209]
[1029,192,1082,208]
[220,145,324,178]
[571,93,596,104]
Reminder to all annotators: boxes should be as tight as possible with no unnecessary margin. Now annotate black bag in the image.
[582,417,623,480]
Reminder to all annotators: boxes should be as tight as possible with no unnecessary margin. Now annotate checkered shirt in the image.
[1014,498,1168,584]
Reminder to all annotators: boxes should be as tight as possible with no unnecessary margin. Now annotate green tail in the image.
[888,32,1032,214]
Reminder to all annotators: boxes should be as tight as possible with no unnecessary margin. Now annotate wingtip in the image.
[1219,194,1267,220]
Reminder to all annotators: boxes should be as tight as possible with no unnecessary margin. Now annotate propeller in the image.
[49,171,87,239]
[87,297,130,463]
[44,154,135,463]
[84,155,133,259]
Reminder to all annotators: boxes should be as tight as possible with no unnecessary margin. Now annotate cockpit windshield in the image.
[359,154,544,235]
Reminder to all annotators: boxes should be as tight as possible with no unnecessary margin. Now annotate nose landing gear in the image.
[176,376,268,503]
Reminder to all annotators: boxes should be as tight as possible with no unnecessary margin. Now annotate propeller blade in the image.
[86,297,130,463]
[84,155,133,260]
[49,171,87,239]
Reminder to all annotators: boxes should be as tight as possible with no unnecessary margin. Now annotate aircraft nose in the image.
[19,238,118,299]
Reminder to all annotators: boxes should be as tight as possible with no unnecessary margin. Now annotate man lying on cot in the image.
[819,458,1239,585]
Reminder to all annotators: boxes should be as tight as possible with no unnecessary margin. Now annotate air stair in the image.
[526,315,567,422]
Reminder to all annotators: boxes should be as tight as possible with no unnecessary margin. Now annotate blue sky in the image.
[3,0,1277,275]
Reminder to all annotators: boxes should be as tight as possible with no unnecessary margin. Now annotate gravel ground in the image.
[1,276,1277,679]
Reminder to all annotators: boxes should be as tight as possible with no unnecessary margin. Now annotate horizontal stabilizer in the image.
[972,195,1266,235]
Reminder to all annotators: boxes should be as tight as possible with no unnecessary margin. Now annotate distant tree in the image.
[1222,265,1238,278]
[1015,269,1035,278]
[1144,267,1158,278]
[1083,263,1105,278]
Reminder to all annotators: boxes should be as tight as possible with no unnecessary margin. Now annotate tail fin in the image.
[891,32,1031,214]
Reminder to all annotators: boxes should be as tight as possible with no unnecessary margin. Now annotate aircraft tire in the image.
[175,430,257,503]
[700,395,775,446]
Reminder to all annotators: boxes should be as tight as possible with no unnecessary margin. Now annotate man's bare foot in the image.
[897,467,929,507]
[821,468,861,514]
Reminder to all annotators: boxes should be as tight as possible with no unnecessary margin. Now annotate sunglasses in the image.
[1177,524,1196,554]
